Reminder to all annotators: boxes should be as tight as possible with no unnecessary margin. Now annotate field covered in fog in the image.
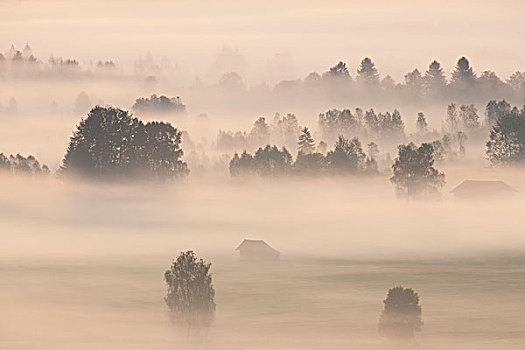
[2,173,525,349]
[3,0,525,349]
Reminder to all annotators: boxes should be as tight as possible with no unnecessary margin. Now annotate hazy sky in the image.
[2,0,525,82]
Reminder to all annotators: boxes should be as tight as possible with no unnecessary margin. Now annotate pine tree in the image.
[356,57,379,85]
[416,112,428,133]
[451,57,476,87]
[424,60,447,92]
[297,127,315,154]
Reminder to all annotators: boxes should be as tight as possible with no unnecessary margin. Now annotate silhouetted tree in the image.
[486,103,525,165]
[325,136,366,173]
[164,251,216,335]
[485,100,511,126]
[326,61,350,78]
[450,57,476,89]
[318,109,358,142]
[298,127,315,154]
[61,106,188,180]
[507,71,525,92]
[229,151,254,176]
[416,112,428,133]
[356,57,379,86]
[459,104,480,131]
[254,145,293,176]
[132,94,186,114]
[444,103,459,134]
[379,286,423,341]
[249,117,270,145]
[424,60,447,94]
[294,151,327,176]
[390,142,445,198]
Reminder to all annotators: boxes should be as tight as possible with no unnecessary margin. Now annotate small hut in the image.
[235,239,280,261]
[451,180,517,199]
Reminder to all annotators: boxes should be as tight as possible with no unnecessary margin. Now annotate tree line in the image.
[0,153,49,176]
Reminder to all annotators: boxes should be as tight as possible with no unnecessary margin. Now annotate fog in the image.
[2,172,525,349]
[3,1,525,349]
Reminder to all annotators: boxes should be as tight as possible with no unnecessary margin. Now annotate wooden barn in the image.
[235,239,280,261]
[451,180,517,199]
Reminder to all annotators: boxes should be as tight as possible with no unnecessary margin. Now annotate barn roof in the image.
[451,180,517,194]
[235,239,279,253]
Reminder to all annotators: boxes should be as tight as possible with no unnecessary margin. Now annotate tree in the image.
[143,121,188,179]
[254,145,293,176]
[326,61,350,78]
[390,142,445,198]
[164,251,216,334]
[485,100,511,126]
[0,153,49,176]
[294,152,326,176]
[298,127,315,154]
[444,103,459,134]
[229,151,254,176]
[61,106,188,180]
[132,94,186,115]
[424,60,447,94]
[325,136,366,173]
[486,104,525,165]
[404,69,424,93]
[507,71,525,92]
[450,57,476,88]
[459,104,480,131]
[356,57,379,86]
[416,112,428,133]
[229,145,292,177]
[378,286,423,341]
[249,116,270,146]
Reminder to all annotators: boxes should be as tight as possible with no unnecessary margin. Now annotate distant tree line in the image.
[0,44,118,80]
[0,153,49,176]
[229,129,379,177]
[208,56,525,107]
[132,94,186,115]
[217,112,301,152]
[61,106,188,181]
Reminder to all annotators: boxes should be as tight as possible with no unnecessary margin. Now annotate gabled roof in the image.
[451,180,517,194]
[236,239,279,253]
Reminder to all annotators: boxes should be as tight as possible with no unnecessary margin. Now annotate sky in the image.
[1,0,525,84]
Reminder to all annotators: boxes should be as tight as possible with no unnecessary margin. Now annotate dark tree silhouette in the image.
[424,60,447,93]
[485,100,511,126]
[459,104,480,131]
[379,286,423,341]
[486,103,525,165]
[390,142,445,198]
[164,251,216,335]
[356,57,380,86]
[298,127,315,154]
[61,106,188,180]
[294,151,327,176]
[444,103,459,134]
[325,136,366,173]
[416,112,428,133]
[450,57,476,88]
[132,94,186,114]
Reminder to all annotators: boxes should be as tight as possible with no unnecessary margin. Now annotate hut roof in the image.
[451,180,517,195]
[236,239,279,253]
